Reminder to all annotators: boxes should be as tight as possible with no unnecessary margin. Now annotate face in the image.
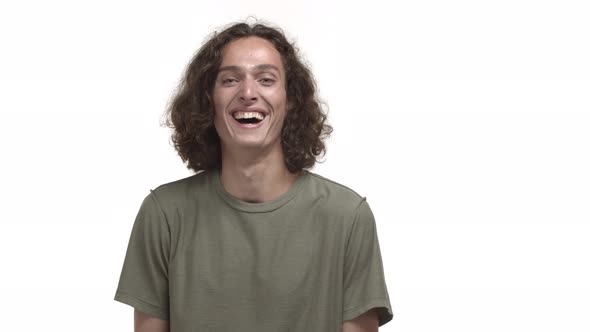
[212,37,288,154]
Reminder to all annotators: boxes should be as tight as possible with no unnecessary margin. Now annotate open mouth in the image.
[236,117,262,124]
[232,111,266,125]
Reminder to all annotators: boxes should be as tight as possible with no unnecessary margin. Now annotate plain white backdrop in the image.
[1,0,589,331]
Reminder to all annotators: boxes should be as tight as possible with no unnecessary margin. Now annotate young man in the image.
[114,21,393,332]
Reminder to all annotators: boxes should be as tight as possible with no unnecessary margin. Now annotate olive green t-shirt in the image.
[114,169,393,331]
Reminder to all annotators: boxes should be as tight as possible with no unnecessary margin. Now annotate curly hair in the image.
[164,21,332,173]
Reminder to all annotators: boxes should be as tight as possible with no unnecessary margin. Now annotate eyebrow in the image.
[218,64,281,74]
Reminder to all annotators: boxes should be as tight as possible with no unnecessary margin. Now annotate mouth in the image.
[231,110,267,127]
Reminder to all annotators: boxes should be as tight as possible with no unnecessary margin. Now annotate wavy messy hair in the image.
[164,21,332,173]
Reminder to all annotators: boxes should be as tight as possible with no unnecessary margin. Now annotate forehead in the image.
[219,37,284,72]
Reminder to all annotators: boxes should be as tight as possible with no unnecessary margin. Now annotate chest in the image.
[168,209,345,303]
[166,207,349,330]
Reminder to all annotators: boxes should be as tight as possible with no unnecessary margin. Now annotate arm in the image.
[342,308,379,332]
[134,309,169,332]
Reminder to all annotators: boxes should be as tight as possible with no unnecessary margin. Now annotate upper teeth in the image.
[233,111,265,120]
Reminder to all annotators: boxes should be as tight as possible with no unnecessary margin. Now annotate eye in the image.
[221,78,238,85]
[259,78,275,86]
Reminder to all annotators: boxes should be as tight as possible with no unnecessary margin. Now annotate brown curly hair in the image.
[164,21,332,173]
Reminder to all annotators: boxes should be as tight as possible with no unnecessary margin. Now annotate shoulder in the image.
[304,171,368,217]
[306,171,366,203]
[147,171,211,209]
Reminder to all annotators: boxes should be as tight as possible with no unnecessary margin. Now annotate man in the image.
[114,21,393,331]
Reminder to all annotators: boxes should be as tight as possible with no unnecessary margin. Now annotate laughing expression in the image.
[213,36,288,154]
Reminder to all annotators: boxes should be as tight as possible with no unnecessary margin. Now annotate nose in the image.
[239,77,258,103]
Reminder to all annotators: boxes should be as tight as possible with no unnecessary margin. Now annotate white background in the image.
[1,0,589,331]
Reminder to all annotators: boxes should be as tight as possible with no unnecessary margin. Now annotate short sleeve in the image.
[342,198,393,327]
[114,191,170,320]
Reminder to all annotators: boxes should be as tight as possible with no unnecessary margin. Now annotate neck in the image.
[218,143,301,203]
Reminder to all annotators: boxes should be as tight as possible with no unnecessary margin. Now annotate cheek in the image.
[213,108,226,132]
[211,95,223,125]
[268,89,287,112]
[212,96,227,124]
[212,92,222,114]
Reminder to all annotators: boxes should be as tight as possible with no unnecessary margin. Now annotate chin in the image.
[231,136,282,151]
[227,139,266,149]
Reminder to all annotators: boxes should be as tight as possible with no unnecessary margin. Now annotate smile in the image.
[231,111,267,129]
